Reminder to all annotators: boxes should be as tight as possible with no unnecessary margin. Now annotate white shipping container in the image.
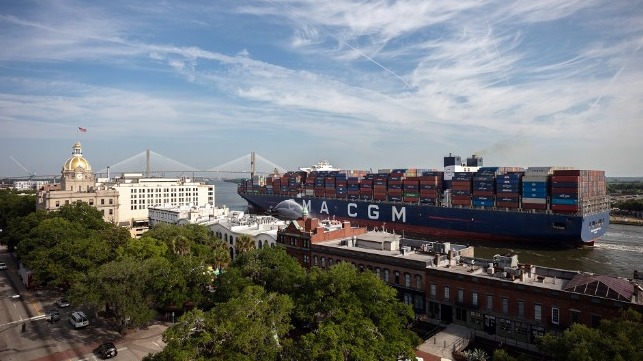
[522,175,550,182]
[522,198,547,204]
[525,166,573,175]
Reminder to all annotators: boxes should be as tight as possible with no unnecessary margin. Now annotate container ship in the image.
[237,154,610,247]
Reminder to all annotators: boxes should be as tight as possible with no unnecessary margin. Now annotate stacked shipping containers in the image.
[241,164,606,217]
[472,168,496,208]
[419,171,443,205]
[451,172,473,206]
[495,173,522,208]
[521,167,551,211]
[550,169,608,214]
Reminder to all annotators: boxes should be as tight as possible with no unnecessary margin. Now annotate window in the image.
[430,283,437,298]
[109,199,113,204]
[404,273,411,287]
[303,255,309,264]
[444,286,450,300]
[486,295,493,311]
[514,321,529,336]
[502,297,509,314]
[428,302,440,318]
[313,256,318,266]
[384,269,389,282]
[414,294,423,310]
[101,199,105,205]
[394,271,400,285]
[108,209,113,215]
[518,301,525,318]
[455,308,467,322]
[321,257,326,268]
[375,267,381,279]
[403,293,412,305]
[457,289,464,303]
[551,307,560,325]
[415,274,422,289]
[470,311,482,325]
[570,310,580,324]
[534,304,542,321]
[591,315,601,328]
[499,318,512,333]
[55,201,60,207]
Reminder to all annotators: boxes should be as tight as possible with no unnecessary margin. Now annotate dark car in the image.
[97,342,117,359]
[55,298,70,308]
[45,309,60,322]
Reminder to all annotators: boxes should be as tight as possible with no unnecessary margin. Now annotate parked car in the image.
[45,309,60,322]
[97,342,118,359]
[0,262,7,270]
[69,311,89,328]
[56,298,70,308]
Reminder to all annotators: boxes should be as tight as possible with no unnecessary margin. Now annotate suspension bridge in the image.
[3,152,287,180]
[94,151,287,180]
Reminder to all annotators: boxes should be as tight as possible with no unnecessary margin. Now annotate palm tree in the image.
[235,234,255,254]
[171,235,191,256]
[211,239,231,270]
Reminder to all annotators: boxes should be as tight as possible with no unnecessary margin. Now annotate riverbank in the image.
[610,216,643,226]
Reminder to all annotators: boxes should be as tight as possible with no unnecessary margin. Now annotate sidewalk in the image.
[416,323,472,361]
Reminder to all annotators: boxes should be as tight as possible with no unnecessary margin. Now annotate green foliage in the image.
[0,189,36,250]
[537,308,643,361]
[291,262,420,361]
[149,286,294,361]
[492,349,518,361]
[226,246,306,296]
[607,181,643,194]
[612,199,643,212]
[235,234,255,254]
[71,256,158,331]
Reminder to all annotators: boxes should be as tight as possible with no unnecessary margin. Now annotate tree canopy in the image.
[537,308,643,361]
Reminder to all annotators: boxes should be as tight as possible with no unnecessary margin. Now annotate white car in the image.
[0,263,7,270]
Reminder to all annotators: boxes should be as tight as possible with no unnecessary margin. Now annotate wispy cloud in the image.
[0,0,642,175]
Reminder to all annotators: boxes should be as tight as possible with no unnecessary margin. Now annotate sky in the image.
[1,0,642,178]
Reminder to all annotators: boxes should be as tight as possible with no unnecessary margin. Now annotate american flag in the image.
[78,127,87,132]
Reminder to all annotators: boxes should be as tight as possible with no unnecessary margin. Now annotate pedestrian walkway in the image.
[416,323,472,361]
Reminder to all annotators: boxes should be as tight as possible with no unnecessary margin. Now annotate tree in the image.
[224,246,306,297]
[146,285,294,361]
[56,201,108,229]
[235,234,255,254]
[71,256,158,332]
[537,308,643,361]
[290,262,420,361]
[0,190,36,251]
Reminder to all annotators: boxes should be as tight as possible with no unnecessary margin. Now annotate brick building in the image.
[278,215,643,348]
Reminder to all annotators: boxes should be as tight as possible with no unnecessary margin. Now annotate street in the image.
[0,248,167,361]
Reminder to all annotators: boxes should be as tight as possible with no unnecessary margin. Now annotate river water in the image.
[212,180,642,279]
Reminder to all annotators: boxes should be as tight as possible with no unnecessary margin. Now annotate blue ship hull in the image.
[239,193,609,247]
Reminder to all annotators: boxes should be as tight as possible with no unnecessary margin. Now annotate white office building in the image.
[149,203,230,226]
[209,213,285,259]
[96,174,214,237]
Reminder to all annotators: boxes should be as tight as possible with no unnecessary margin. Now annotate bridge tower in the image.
[250,151,256,179]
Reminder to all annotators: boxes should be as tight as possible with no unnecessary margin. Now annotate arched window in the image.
[415,274,422,289]
[404,273,411,287]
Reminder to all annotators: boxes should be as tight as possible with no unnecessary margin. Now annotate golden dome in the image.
[63,142,92,172]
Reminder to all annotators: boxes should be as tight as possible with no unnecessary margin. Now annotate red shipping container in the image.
[522,203,548,210]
